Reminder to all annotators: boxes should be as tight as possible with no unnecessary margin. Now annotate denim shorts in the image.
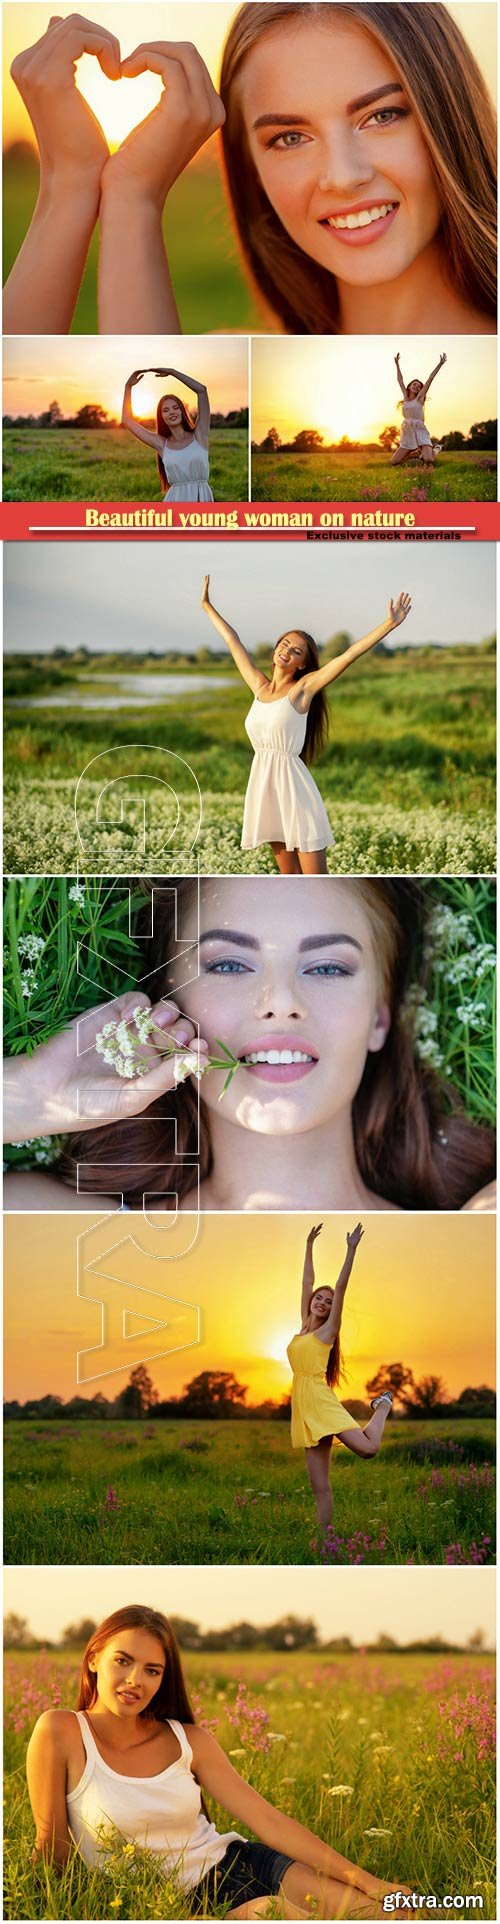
[190,1838,294,1912]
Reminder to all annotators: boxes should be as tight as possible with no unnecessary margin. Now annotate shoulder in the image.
[29,1708,76,1752]
[188,1724,222,1764]
[461,1180,497,1214]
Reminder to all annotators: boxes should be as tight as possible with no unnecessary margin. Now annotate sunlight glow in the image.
[75,56,163,149]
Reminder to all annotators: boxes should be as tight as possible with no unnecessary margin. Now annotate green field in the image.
[3,427,248,503]
[3,649,496,874]
[3,150,262,336]
[4,1644,495,1919]
[4,1418,495,1567]
[251,451,497,503]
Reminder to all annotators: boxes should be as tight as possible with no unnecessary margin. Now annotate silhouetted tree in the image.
[61,1619,97,1648]
[292,429,324,453]
[4,1613,31,1647]
[116,1364,159,1418]
[379,424,399,452]
[366,1363,415,1407]
[180,1371,248,1417]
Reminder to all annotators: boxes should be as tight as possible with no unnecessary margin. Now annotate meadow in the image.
[3,428,249,503]
[3,150,262,335]
[4,1643,495,1919]
[4,1418,495,1568]
[251,451,497,504]
[3,649,495,874]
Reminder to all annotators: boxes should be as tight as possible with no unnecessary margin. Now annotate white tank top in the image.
[67,1713,244,1891]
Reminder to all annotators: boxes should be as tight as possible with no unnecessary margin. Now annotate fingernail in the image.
[154,1002,179,1027]
[174,1022,195,1046]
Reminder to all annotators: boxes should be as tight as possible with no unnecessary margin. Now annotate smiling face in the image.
[170,878,391,1140]
[238,15,442,287]
[273,631,310,677]
[407,379,424,398]
[161,397,184,429]
[310,1285,334,1325]
[89,1627,166,1719]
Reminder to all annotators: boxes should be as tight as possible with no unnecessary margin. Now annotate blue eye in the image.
[204,959,253,975]
[303,963,352,977]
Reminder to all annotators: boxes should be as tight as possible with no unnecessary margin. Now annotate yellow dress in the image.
[287,1331,361,1449]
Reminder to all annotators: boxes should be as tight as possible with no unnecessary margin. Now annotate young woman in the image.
[3,878,495,1217]
[288,1223,392,1528]
[201,573,411,874]
[26,1603,408,1917]
[391,351,446,468]
[5,7,496,337]
[121,368,214,501]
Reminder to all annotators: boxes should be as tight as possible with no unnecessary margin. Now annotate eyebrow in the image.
[253,83,404,131]
[114,1648,163,1665]
[198,929,362,954]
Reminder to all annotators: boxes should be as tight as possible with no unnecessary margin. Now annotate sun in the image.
[266,1328,292,1368]
[75,55,163,150]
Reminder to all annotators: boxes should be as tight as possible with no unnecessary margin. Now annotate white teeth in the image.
[327,203,394,230]
[244,1049,314,1065]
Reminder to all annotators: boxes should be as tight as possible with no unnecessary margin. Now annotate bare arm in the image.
[121,371,164,450]
[26,1712,73,1865]
[421,352,447,399]
[98,43,224,333]
[314,1224,363,1345]
[300,1223,322,1324]
[394,351,406,395]
[201,575,267,694]
[191,1727,394,1902]
[296,593,412,703]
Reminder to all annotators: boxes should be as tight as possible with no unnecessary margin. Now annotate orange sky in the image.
[4,1211,495,1405]
[3,337,248,422]
[251,336,497,446]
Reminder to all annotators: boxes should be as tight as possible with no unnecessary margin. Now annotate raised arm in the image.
[201,575,267,694]
[153,367,210,443]
[300,1223,323,1324]
[121,371,164,450]
[421,352,447,399]
[27,1711,73,1865]
[314,1224,363,1346]
[394,351,406,395]
[296,593,412,702]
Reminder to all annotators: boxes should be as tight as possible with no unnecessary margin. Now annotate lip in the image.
[319,200,399,246]
[238,1034,318,1083]
[117,1690,141,1703]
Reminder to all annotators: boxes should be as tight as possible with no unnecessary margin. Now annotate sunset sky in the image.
[3,337,248,423]
[4,1211,495,1405]
[3,1563,496,1647]
[252,337,497,447]
[3,3,496,149]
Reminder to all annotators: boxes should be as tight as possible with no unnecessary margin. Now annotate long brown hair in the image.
[309,1289,344,1390]
[156,394,196,494]
[57,879,495,1211]
[275,629,329,764]
[77,1605,196,1726]
[219,2,497,334]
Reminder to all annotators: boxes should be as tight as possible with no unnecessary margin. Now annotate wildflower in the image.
[103,1486,120,1510]
[68,883,85,905]
[326,1785,354,1796]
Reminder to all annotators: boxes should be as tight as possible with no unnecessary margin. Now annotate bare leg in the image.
[298,849,328,875]
[281,1862,393,1918]
[305,1435,334,1526]
[338,1402,391,1459]
[228,1903,276,1920]
[270,842,302,875]
[390,447,413,465]
[421,445,435,465]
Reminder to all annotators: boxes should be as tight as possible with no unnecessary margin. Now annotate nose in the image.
[317,127,375,198]
[253,959,308,1022]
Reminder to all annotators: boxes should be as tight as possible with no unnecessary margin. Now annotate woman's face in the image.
[310,1286,333,1323]
[161,398,183,427]
[171,879,391,1139]
[273,632,309,674]
[407,379,424,397]
[238,17,442,287]
[89,1627,166,1719]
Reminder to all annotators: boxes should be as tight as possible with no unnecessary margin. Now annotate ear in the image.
[367,1000,391,1055]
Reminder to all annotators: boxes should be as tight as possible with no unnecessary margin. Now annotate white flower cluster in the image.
[402,988,444,1070]
[68,882,85,906]
[94,1007,210,1084]
[18,931,45,998]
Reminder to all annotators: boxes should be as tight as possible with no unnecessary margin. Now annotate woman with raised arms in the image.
[391,350,446,468]
[4,6,496,337]
[26,1602,409,1917]
[288,1223,392,1528]
[201,573,411,874]
[3,878,495,1217]
[121,367,213,502]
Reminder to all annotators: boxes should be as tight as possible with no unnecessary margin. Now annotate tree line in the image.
[3,1609,489,1655]
[3,402,248,431]
[4,1362,495,1423]
[254,420,497,455]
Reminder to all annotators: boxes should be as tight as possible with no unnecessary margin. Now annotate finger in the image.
[60,17,122,79]
[121,39,222,113]
[77,991,152,1053]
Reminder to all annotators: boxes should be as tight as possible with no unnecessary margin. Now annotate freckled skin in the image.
[240,18,442,288]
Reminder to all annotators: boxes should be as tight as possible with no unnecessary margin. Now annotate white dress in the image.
[162,436,214,502]
[399,398,432,450]
[242,692,334,852]
[66,1713,243,1889]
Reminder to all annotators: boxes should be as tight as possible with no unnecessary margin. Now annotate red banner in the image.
[1,500,499,539]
